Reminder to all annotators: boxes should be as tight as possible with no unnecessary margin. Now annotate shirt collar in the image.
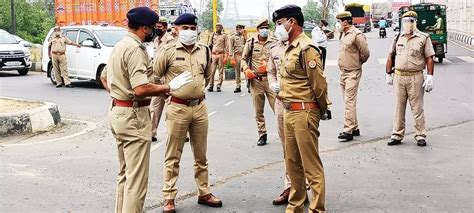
[289,32,306,48]
[126,32,143,44]
[175,41,200,53]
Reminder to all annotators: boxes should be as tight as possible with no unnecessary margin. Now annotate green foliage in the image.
[198,0,224,31]
[0,0,55,44]
[303,0,323,23]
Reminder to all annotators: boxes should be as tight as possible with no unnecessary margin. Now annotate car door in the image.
[64,29,79,76]
[75,29,100,79]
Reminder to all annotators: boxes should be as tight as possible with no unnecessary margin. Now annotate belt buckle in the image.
[300,102,305,110]
[188,99,200,106]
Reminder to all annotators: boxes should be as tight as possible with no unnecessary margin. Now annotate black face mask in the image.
[155,28,165,37]
[144,28,155,43]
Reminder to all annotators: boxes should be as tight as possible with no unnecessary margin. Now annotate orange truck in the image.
[345,3,372,33]
[54,0,160,26]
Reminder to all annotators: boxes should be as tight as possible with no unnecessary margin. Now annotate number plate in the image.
[5,61,22,66]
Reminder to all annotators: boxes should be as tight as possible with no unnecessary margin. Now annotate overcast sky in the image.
[189,0,421,18]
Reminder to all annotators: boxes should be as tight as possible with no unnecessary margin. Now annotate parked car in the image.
[0,30,32,75]
[13,35,33,48]
[41,25,127,87]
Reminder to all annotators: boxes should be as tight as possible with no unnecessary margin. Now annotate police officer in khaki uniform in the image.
[241,19,277,146]
[48,26,81,88]
[106,8,192,213]
[273,5,329,212]
[229,24,246,93]
[336,11,370,141]
[150,16,178,142]
[153,13,223,213]
[207,23,229,92]
[386,11,435,147]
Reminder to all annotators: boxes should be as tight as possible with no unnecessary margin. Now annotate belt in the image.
[52,51,65,55]
[112,98,151,107]
[395,70,422,76]
[283,102,318,111]
[255,73,268,81]
[212,51,224,55]
[170,96,205,106]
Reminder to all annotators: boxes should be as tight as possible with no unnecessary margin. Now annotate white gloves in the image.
[423,75,433,92]
[270,82,280,93]
[386,73,393,85]
[169,71,193,91]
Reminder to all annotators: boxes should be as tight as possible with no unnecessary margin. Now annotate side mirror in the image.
[82,39,95,47]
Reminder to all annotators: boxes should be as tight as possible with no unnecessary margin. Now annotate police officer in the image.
[386,11,435,147]
[150,16,178,142]
[336,11,370,141]
[106,7,192,213]
[241,19,277,146]
[48,26,81,88]
[229,24,246,93]
[153,13,223,212]
[207,23,229,92]
[273,5,328,212]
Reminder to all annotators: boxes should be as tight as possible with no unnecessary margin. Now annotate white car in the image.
[41,25,127,87]
[0,30,32,75]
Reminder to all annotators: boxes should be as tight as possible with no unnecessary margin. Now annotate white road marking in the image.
[240,93,246,97]
[222,100,234,107]
[208,111,217,117]
[457,56,474,63]
[441,58,452,63]
[448,40,474,52]
[2,118,97,147]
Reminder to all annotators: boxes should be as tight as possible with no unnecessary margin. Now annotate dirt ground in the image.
[0,98,44,113]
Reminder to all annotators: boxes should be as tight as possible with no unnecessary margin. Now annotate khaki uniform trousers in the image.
[52,54,71,85]
[250,78,276,136]
[210,54,225,87]
[284,108,325,213]
[275,98,291,189]
[150,95,165,137]
[340,69,362,134]
[234,54,242,87]
[162,101,211,199]
[392,71,427,140]
[109,104,152,213]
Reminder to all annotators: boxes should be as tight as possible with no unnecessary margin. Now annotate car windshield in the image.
[0,33,19,44]
[94,30,127,47]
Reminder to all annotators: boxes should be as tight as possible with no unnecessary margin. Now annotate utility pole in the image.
[10,0,16,34]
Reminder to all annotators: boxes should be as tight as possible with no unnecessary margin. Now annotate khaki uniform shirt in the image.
[107,32,152,101]
[389,30,435,72]
[153,32,177,55]
[280,33,328,112]
[338,26,370,71]
[267,42,286,84]
[241,35,275,71]
[208,32,229,54]
[49,34,73,53]
[154,41,212,100]
[229,33,245,56]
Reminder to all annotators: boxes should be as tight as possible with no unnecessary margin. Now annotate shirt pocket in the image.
[169,61,189,73]
[409,41,424,59]
[284,57,306,80]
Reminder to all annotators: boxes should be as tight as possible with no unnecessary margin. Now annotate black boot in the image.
[207,85,213,92]
[353,129,360,136]
[216,86,221,92]
[387,138,402,146]
[416,139,427,147]
[257,134,267,146]
[234,87,241,93]
[338,132,353,141]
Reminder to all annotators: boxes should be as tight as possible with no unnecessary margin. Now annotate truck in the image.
[345,3,371,33]
[371,2,392,28]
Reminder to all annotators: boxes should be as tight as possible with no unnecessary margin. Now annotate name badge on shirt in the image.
[176,57,185,61]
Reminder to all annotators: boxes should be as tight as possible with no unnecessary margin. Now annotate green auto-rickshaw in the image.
[399,3,447,63]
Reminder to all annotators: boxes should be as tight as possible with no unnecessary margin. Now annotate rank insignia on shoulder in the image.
[308,60,317,69]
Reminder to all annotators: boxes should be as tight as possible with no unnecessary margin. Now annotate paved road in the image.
[1,30,473,212]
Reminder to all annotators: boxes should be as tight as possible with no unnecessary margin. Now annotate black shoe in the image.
[417,139,427,147]
[185,137,190,142]
[151,137,157,142]
[234,87,241,93]
[257,134,267,146]
[207,86,214,92]
[387,138,402,146]
[353,129,360,136]
[65,84,73,88]
[216,86,221,92]
[56,84,63,88]
[338,132,353,141]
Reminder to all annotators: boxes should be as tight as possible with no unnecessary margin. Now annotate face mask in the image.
[54,32,61,37]
[179,29,198,46]
[259,29,269,38]
[144,28,155,42]
[155,28,165,37]
[403,22,415,34]
[275,20,292,42]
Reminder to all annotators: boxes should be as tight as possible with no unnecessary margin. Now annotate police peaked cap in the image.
[174,13,198,26]
[236,24,245,28]
[126,7,159,26]
[336,11,352,20]
[272,5,303,23]
[402,11,418,18]
[256,19,269,28]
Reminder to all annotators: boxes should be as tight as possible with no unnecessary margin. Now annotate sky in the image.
[189,0,422,18]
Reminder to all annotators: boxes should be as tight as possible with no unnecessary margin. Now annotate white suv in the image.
[41,25,127,86]
[0,30,32,75]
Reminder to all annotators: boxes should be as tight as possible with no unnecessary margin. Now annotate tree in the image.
[320,0,339,20]
[264,0,274,21]
[0,0,54,44]
[303,0,323,23]
[198,0,224,31]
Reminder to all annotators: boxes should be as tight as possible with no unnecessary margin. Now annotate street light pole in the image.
[10,0,16,34]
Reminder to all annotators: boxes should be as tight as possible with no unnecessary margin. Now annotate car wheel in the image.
[96,65,106,89]
[48,64,57,85]
[18,69,29,76]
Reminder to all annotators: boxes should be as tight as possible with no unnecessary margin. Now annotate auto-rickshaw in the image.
[399,3,447,63]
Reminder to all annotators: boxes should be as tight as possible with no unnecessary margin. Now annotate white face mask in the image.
[178,29,197,46]
[275,20,291,42]
[402,20,416,34]
[259,28,269,38]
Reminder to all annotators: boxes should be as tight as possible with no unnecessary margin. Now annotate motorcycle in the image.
[379,27,387,38]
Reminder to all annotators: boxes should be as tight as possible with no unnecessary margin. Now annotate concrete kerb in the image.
[0,97,61,136]
[449,31,474,47]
